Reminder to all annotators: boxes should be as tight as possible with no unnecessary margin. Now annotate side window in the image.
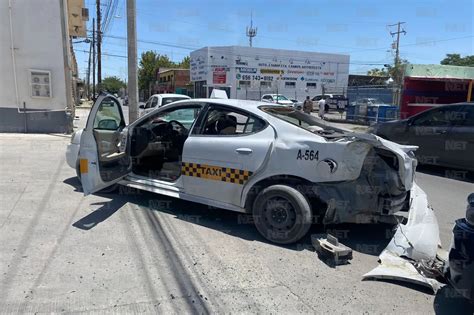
[451,106,474,126]
[151,97,158,108]
[141,106,201,131]
[199,107,266,136]
[413,107,454,127]
[144,98,152,109]
[93,97,123,130]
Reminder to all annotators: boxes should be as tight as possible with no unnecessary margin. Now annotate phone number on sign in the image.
[241,75,274,81]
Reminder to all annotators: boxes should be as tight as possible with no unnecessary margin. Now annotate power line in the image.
[347,35,474,54]
[75,48,390,67]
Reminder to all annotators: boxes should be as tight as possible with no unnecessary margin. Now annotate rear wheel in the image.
[252,185,312,244]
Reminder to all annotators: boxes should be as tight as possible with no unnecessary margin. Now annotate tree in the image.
[440,54,474,67]
[138,51,177,97]
[367,59,409,85]
[178,56,190,69]
[389,59,409,86]
[101,76,126,94]
[367,68,388,77]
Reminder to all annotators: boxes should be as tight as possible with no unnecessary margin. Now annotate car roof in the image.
[150,93,191,98]
[418,102,473,111]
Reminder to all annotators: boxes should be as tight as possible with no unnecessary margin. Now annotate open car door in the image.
[79,94,130,195]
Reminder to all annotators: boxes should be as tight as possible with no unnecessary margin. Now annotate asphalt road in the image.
[0,111,473,313]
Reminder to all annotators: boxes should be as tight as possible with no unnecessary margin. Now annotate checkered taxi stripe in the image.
[181,162,253,185]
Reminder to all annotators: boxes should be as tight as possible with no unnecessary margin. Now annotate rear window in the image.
[259,105,337,134]
[162,97,189,106]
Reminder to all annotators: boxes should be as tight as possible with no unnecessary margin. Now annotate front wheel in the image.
[252,185,312,244]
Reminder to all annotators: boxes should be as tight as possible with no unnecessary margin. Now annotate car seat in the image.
[216,115,237,135]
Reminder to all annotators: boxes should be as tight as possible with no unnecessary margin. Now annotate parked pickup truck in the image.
[312,94,349,112]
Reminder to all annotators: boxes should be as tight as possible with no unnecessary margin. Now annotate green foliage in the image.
[440,54,474,67]
[138,51,172,93]
[138,51,190,97]
[101,76,126,94]
[178,56,190,69]
[367,59,409,85]
[367,68,388,76]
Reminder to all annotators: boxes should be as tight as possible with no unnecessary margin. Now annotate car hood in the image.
[276,100,294,105]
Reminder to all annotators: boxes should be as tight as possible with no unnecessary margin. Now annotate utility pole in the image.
[86,40,92,99]
[96,0,102,88]
[127,0,138,123]
[246,12,257,47]
[92,18,96,100]
[388,22,406,107]
[388,22,406,68]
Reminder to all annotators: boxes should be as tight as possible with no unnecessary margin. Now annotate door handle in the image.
[236,148,253,155]
[435,130,447,134]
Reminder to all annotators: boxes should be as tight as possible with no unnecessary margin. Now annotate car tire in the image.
[252,185,312,244]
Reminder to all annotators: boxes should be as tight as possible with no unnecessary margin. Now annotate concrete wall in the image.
[0,0,71,133]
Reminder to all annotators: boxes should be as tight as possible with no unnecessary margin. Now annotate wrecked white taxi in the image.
[68,94,436,253]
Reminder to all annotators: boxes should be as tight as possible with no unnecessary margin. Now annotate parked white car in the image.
[140,93,191,116]
[261,94,295,107]
[67,93,436,250]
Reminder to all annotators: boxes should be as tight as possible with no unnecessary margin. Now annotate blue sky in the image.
[74,0,474,80]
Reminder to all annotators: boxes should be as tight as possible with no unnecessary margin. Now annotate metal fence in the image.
[346,85,395,105]
[235,86,347,101]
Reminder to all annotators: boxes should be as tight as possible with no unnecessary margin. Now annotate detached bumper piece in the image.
[363,183,445,293]
[312,234,353,266]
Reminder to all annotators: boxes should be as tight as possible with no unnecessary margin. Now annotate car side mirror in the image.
[97,119,118,130]
[139,104,145,109]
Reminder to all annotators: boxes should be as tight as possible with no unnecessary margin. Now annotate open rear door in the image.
[79,94,130,195]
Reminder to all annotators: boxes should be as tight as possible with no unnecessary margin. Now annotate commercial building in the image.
[152,68,192,96]
[400,64,474,118]
[190,46,350,101]
[0,0,87,133]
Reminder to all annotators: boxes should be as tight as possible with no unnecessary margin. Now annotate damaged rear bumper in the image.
[363,183,444,292]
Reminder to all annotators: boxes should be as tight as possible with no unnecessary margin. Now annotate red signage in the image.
[213,68,227,84]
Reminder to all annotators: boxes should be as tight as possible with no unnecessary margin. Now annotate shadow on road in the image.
[72,199,126,230]
[63,176,82,192]
[67,180,394,256]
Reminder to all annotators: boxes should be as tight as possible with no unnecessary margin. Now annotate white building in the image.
[0,0,87,133]
[190,46,350,101]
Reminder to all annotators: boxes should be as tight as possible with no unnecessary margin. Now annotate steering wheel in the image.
[168,120,187,135]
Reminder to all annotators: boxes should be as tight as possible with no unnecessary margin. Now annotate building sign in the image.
[260,69,283,75]
[237,67,257,73]
[213,67,227,84]
[235,60,249,66]
[287,69,305,74]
